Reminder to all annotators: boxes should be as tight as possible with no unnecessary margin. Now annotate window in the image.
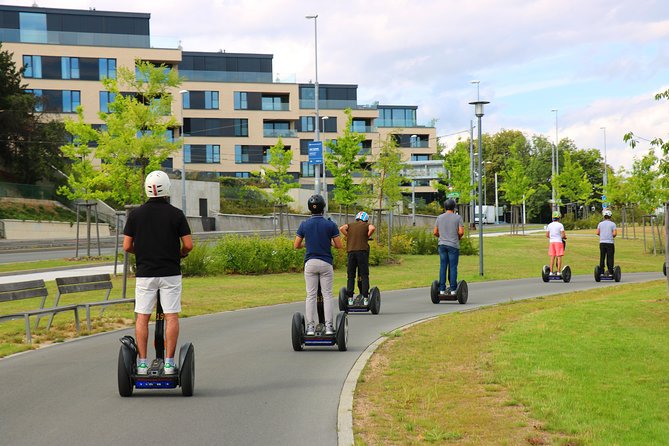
[234,92,248,110]
[300,161,316,177]
[99,58,117,80]
[22,55,42,78]
[184,91,219,109]
[99,91,117,113]
[184,118,248,137]
[358,140,372,156]
[234,119,248,137]
[27,89,80,113]
[185,144,220,164]
[235,145,267,164]
[19,12,46,43]
[63,90,81,112]
[411,154,430,161]
[61,57,80,80]
[300,116,314,132]
[261,94,288,111]
[136,64,172,81]
[300,139,313,155]
[235,172,250,178]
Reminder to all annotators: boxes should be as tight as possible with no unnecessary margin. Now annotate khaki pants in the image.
[304,259,334,327]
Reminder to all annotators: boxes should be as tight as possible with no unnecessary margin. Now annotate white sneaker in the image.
[348,297,354,306]
[325,323,335,335]
[306,324,315,336]
[164,362,177,375]
[137,362,148,376]
[556,271,561,276]
[450,290,457,296]
[363,297,369,306]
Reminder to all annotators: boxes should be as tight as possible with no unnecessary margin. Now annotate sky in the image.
[6,0,669,171]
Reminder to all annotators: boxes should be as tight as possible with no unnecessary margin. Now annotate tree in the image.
[59,60,181,206]
[0,43,68,183]
[627,150,660,214]
[325,108,366,217]
[555,151,594,208]
[499,144,535,230]
[439,140,473,217]
[263,136,298,206]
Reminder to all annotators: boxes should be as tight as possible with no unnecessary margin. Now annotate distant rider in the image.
[294,195,342,335]
[596,209,617,275]
[339,211,376,306]
[546,210,566,275]
[433,199,464,295]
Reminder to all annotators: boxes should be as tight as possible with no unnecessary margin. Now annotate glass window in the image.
[182,91,191,109]
[234,119,248,137]
[61,57,80,80]
[411,154,430,161]
[184,145,191,163]
[205,91,219,109]
[26,89,44,112]
[300,116,314,132]
[63,90,80,113]
[300,161,315,177]
[99,58,117,80]
[19,12,47,43]
[234,92,248,110]
[99,91,117,113]
[23,55,42,79]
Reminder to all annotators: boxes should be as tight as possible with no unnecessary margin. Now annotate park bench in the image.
[44,274,134,331]
[0,279,80,343]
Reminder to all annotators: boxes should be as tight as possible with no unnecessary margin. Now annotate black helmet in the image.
[307,194,325,214]
[444,198,456,211]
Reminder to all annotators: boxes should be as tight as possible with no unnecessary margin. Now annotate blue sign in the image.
[308,141,323,165]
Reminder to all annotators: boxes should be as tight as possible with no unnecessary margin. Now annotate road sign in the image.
[447,192,460,198]
[308,141,323,165]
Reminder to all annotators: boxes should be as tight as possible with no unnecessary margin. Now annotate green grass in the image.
[353,281,669,445]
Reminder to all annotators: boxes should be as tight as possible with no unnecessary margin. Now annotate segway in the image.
[594,265,621,282]
[541,265,571,283]
[664,263,667,276]
[338,277,381,314]
[292,285,348,351]
[430,279,468,304]
[117,291,195,397]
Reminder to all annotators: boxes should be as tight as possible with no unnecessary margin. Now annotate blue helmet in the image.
[355,211,369,222]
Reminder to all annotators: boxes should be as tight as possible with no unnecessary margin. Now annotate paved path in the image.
[0,271,661,446]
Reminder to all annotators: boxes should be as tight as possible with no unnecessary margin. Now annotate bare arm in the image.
[180,234,194,257]
[561,230,566,240]
[545,231,550,239]
[596,228,601,236]
[339,224,349,237]
[293,235,304,249]
[433,226,440,238]
[368,224,376,238]
[123,235,135,254]
[332,236,343,250]
[458,225,465,240]
[612,228,617,238]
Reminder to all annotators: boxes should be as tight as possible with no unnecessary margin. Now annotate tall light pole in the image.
[306,14,321,196]
[470,99,489,276]
[601,126,608,187]
[321,115,329,206]
[551,108,559,211]
[469,80,480,228]
[470,80,480,100]
[179,89,188,215]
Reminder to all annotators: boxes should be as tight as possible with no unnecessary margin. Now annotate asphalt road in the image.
[0,271,661,446]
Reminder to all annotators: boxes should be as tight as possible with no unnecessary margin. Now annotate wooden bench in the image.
[0,279,80,343]
[46,274,134,331]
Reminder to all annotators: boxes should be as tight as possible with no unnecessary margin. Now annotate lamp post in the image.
[551,108,559,211]
[469,99,489,276]
[321,115,329,206]
[305,14,321,196]
[179,89,188,215]
[410,134,418,226]
[601,126,608,188]
[469,80,479,228]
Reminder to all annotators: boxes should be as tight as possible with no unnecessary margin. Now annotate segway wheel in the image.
[430,280,440,304]
[370,286,381,315]
[291,312,305,351]
[541,265,550,283]
[338,287,348,312]
[180,343,195,397]
[456,280,468,305]
[594,265,601,282]
[117,346,133,397]
[562,265,572,283]
[614,265,622,282]
[336,312,348,352]
[664,263,667,277]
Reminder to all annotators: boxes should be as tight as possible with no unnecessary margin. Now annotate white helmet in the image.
[603,209,612,218]
[144,170,171,198]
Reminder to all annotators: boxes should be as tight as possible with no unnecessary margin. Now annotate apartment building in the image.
[0,4,438,205]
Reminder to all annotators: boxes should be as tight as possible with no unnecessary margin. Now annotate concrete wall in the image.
[0,219,111,240]
[170,179,220,219]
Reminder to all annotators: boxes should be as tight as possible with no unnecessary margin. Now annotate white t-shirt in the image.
[546,221,565,243]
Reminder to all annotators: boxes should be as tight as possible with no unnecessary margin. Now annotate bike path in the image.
[0,272,661,446]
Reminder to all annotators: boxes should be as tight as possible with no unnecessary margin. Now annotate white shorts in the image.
[134,275,182,314]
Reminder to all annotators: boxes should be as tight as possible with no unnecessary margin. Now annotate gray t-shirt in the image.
[597,219,616,244]
[435,212,463,248]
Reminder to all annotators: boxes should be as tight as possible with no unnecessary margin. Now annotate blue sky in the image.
[7,0,669,170]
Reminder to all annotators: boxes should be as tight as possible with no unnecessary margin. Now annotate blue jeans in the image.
[438,244,460,292]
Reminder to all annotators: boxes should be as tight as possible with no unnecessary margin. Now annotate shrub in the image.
[181,243,212,277]
[210,235,304,275]
[561,213,601,230]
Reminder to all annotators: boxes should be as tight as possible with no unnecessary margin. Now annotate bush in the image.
[209,235,303,275]
[561,213,601,230]
[181,243,213,277]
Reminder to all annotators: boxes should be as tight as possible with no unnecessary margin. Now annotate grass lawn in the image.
[353,281,669,445]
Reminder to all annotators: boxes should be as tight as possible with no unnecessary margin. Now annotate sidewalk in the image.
[0,264,123,285]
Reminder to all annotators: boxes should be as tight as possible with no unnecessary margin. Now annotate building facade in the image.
[0,4,438,208]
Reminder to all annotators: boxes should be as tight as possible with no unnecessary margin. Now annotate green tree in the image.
[439,140,474,212]
[325,108,365,216]
[59,60,181,206]
[500,145,535,206]
[555,151,594,207]
[263,136,298,206]
[0,43,68,183]
[365,134,405,211]
[627,150,660,214]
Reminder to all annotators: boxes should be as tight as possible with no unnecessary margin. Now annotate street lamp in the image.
[468,80,480,228]
[321,115,329,206]
[410,134,418,226]
[551,108,558,211]
[601,126,608,188]
[470,80,480,101]
[469,99,489,277]
[305,14,321,197]
[179,89,188,215]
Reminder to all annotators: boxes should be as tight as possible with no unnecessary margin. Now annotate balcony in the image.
[299,99,374,110]
[0,28,167,48]
[263,129,297,138]
[350,125,376,133]
[179,69,273,83]
[376,118,418,128]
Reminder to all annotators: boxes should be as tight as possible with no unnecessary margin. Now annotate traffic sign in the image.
[447,192,460,198]
[308,141,323,165]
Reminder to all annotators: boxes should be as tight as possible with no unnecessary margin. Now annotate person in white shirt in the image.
[546,211,567,274]
[596,209,617,275]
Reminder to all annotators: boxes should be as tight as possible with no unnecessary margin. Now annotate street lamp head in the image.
[469,100,490,118]
[469,80,480,85]
[305,14,318,19]
[321,116,329,120]
[551,108,557,113]
[179,89,188,94]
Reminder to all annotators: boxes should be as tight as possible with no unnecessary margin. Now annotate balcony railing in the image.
[299,99,377,110]
[179,69,273,83]
[261,103,290,111]
[376,118,418,128]
[0,28,166,48]
[263,129,297,138]
[350,125,376,133]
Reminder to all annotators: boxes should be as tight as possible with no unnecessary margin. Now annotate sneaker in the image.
[348,297,354,306]
[450,290,457,296]
[306,324,315,336]
[439,290,447,296]
[556,271,561,276]
[136,362,148,376]
[164,362,177,375]
[363,297,369,306]
[325,323,335,335]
